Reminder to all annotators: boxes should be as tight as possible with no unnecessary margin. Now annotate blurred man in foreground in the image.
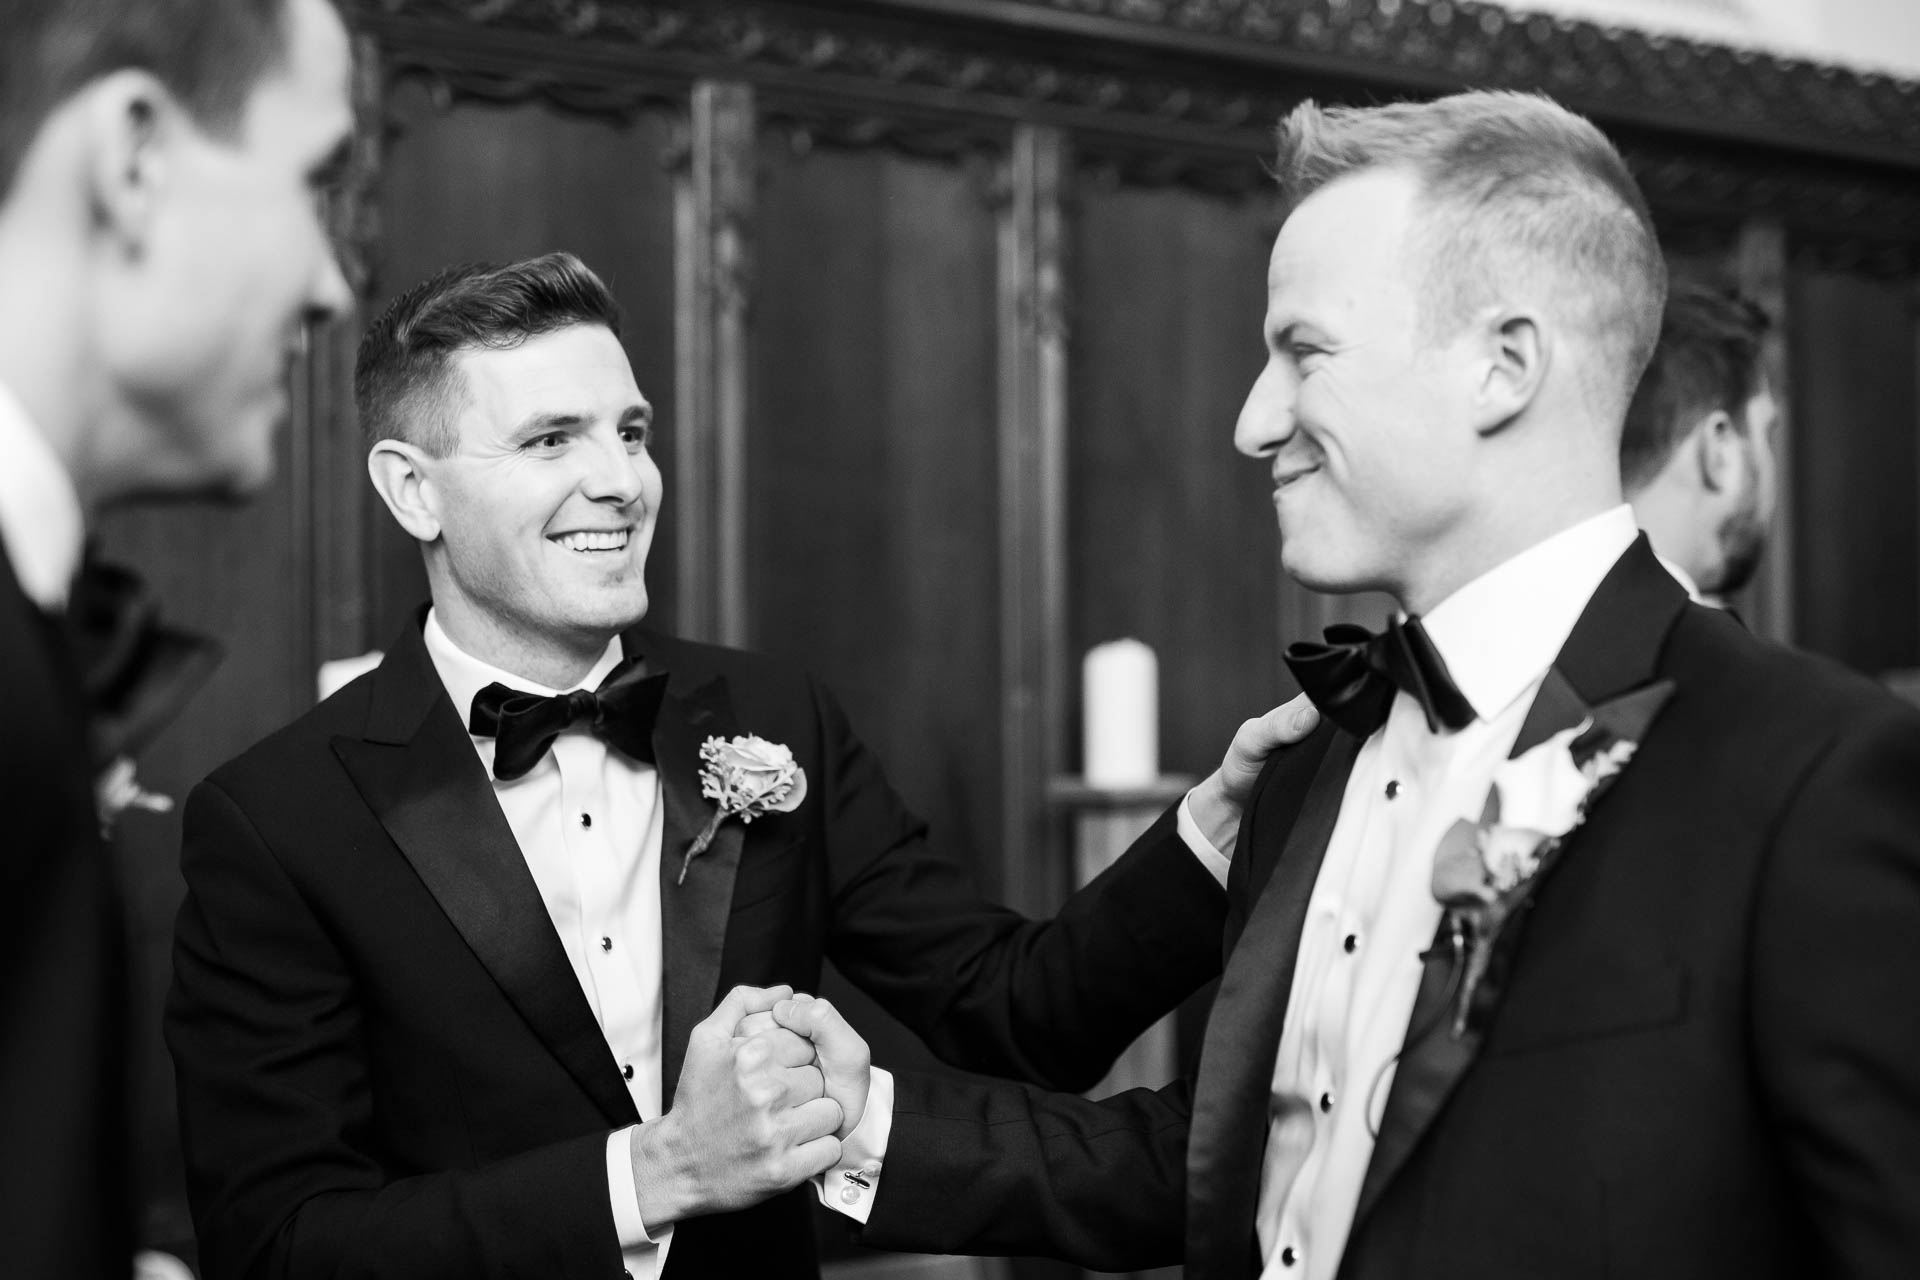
[0,0,354,1273]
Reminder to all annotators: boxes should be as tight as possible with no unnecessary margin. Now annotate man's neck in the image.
[1396,495,1621,616]
[429,601,620,692]
[0,219,100,508]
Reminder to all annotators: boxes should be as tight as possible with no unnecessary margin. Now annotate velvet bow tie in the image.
[68,556,222,766]
[1283,616,1475,738]
[468,657,669,781]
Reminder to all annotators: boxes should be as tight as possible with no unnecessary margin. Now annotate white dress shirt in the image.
[422,613,891,1277]
[1251,507,1639,1280]
[0,376,85,610]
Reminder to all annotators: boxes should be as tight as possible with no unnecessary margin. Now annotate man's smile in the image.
[550,528,632,553]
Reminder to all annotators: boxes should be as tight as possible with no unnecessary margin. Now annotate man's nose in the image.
[1234,360,1295,458]
[582,433,650,505]
[307,243,354,326]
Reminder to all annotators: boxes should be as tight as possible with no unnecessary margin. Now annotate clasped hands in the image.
[631,983,872,1228]
[629,691,1321,1228]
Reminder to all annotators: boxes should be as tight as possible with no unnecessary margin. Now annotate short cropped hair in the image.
[1272,91,1667,411]
[0,0,292,200]
[354,252,625,454]
[1620,281,1771,491]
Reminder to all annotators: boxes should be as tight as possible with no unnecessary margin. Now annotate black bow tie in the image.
[468,657,669,781]
[1284,616,1475,738]
[68,556,222,766]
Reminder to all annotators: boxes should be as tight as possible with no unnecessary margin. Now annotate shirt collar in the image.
[1651,548,1706,604]
[0,377,85,610]
[1419,505,1640,723]
[422,608,626,734]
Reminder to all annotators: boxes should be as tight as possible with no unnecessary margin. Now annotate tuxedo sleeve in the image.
[809,676,1226,1092]
[857,1071,1191,1269]
[166,778,623,1280]
[1750,699,1920,1276]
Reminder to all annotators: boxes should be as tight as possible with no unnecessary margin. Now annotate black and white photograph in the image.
[3,1,1918,1277]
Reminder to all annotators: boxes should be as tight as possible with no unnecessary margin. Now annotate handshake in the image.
[631,984,875,1227]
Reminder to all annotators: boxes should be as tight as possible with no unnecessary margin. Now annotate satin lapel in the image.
[651,669,745,1101]
[1350,534,1690,1231]
[332,617,638,1128]
[1188,727,1363,1280]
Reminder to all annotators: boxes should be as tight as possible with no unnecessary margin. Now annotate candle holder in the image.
[1047,772,1195,1101]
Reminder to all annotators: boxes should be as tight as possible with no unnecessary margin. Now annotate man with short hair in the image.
[809,90,1920,1279]
[1622,281,1779,604]
[0,0,354,1273]
[165,252,1304,1280]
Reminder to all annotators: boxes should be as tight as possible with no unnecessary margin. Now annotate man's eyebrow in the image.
[621,404,654,427]
[512,411,588,438]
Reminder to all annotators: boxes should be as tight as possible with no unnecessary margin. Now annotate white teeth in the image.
[556,530,629,552]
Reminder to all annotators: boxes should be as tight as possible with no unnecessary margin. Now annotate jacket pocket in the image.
[1482,960,1689,1057]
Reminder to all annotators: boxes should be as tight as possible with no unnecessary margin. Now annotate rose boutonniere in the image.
[94,755,173,838]
[1430,678,1673,1037]
[679,734,808,884]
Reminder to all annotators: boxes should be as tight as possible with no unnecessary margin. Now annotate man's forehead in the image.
[1265,171,1422,311]
[454,325,646,405]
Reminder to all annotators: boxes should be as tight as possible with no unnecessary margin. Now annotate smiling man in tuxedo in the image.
[164,252,1308,1280]
[808,90,1920,1279]
[0,0,355,1274]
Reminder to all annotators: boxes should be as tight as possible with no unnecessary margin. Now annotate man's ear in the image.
[1470,309,1548,436]
[82,71,178,255]
[367,440,443,543]
[1692,409,1740,493]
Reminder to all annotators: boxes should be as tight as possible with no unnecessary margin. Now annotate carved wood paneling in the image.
[674,81,756,647]
[998,123,1072,917]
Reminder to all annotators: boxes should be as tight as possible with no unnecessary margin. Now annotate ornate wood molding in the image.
[344,0,1920,270]
[874,0,1920,170]
[348,0,1920,162]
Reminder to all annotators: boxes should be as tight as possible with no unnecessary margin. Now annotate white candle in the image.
[1083,638,1158,787]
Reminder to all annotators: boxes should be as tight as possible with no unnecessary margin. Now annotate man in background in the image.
[1621,281,1778,605]
[0,0,355,1273]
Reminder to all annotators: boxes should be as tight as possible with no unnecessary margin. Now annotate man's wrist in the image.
[815,1067,893,1224]
[631,1112,694,1229]
[1186,770,1241,853]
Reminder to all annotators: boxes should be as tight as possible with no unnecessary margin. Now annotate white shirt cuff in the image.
[814,1066,894,1224]
[1178,792,1233,888]
[608,1126,668,1278]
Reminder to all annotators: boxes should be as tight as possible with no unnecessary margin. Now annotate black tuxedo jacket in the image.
[165,615,1226,1280]
[0,543,131,1279]
[864,538,1920,1278]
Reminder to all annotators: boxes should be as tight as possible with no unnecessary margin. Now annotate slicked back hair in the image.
[1272,91,1667,415]
[0,0,292,201]
[354,253,625,456]
[1620,281,1772,492]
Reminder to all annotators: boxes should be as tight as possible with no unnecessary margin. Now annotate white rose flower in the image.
[681,734,809,884]
[1490,719,1592,838]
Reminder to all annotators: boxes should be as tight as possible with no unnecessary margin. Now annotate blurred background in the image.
[100,1,1920,1276]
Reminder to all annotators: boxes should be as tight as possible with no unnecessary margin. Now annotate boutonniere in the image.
[94,755,173,838]
[679,734,808,884]
[1430,678,1674,1037]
